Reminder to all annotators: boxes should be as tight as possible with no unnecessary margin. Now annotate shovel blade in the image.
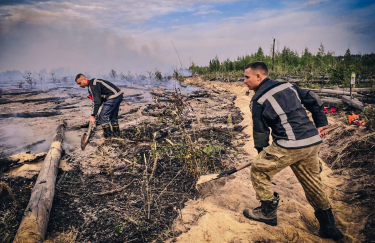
[81,133,88,150]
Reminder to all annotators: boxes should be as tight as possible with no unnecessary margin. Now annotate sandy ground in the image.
[170,77,367,243]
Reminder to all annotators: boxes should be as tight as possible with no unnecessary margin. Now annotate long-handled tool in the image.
[197,125,339,186]
[197,161,252,185]
[81,122,95,150]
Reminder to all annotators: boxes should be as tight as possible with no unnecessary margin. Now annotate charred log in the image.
[13,120,66,243]
[0,112,61,118]
[0,97,62,105]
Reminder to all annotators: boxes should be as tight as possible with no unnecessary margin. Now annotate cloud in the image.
[300,1,324,7]
[131,6,374,67]
[193,10,222,15]
[0,0,374,74]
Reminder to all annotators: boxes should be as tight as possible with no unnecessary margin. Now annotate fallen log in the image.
[0,112,61,119]
[310,89,357,96]
[13,120,66,243]
[0,97,61,105]
[341,95,364,111]
[320,97,343,107]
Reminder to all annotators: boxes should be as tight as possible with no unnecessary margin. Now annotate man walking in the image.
[242,62,343,241]
[76,74,123,145]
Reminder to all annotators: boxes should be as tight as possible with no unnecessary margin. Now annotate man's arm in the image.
[293,85,328,129]
[90,81,102,117]
[252,101,270,153]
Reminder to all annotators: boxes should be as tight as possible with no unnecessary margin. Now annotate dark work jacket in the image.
[88,79,123,116]
[251,78,328,150]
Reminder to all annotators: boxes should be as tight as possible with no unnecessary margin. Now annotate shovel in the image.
[81,122,95,150]
[197,161,252,186]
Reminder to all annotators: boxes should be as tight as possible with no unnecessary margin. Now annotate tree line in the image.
[189,44,375,87]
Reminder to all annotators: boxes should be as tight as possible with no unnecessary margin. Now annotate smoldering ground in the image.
[0,75,245,242]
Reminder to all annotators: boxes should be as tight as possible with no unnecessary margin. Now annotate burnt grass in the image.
[1,87,244,242]
[0,176,36,243]
[322,121,375,242]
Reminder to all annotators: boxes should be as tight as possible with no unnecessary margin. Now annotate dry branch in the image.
[13,120,66,243]
[93,179,135,196]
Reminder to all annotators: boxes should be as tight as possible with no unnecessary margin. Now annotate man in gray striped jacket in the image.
[242,62,343,241]
[76,74,123,145]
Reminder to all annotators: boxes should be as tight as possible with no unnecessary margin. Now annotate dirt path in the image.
[171,77,367,243]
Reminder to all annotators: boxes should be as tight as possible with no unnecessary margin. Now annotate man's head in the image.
[75,73,89,88]
[244,61,269,90]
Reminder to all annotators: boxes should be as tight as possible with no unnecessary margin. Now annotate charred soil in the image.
[0,82,245,242]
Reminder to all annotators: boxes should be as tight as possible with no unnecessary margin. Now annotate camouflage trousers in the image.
[251,142,330,210]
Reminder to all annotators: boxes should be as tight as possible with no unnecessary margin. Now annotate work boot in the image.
[243,192,279,226]
[111,123,121,138]
[96,124,112,146]
[315,208,344,241]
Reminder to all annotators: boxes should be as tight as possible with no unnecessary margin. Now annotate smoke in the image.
[0,16,169,75]
[0,124,52,156]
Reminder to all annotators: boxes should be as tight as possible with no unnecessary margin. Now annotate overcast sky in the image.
[0,0,374,75]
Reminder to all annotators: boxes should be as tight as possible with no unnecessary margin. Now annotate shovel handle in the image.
[236,161,252,171]
[87,122,94,137]
[218,161,252,178]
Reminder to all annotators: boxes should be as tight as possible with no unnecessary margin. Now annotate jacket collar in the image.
[255,77,270,92]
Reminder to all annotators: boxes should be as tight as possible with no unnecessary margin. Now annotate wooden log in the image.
[0,112,61,119]
[13,120,66,243]
[310,89,357,96]
[341,95,364,111]
[320,97,343,107]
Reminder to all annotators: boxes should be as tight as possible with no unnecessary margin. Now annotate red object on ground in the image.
[323,107,337,114]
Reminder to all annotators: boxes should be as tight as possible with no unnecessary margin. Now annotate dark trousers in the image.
[99,94,123,126]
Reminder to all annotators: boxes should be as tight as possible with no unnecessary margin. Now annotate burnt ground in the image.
[319,111,375,242]
[0,81,246,242]
[2,78,374,242]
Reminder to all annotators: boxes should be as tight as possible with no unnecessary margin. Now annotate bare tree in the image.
[155,70,162,80]
[109,69,118,80]
[50,71,58,83]
[23,71,33,88]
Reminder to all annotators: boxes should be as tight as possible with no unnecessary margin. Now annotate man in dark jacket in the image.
[76,74,123,145]
[242,62,343,241]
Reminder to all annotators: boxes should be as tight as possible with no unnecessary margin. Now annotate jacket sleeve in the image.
[90,82,102,116]
[293,85,328,128]
[251,101,270,152]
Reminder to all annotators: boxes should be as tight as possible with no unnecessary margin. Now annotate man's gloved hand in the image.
[255,147,263,154]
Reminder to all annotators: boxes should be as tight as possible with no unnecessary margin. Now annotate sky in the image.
[0,0,374,76]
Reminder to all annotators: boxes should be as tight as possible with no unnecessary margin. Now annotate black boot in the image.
[97,124,112,146]
[243,192,279,226]
[111,123,121,138]
[315,208,344,241]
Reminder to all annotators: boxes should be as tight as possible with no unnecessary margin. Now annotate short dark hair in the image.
[245,61,268,75]
[75,73,85,82]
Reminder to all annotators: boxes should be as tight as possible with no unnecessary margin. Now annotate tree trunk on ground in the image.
[310,89,357,96]
[13,120,66,243]
[320,97,343,107]
[341,95,364,111]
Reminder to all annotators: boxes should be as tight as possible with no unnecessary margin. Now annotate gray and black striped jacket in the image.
[251,78,327,150]
[88,79,123,116]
